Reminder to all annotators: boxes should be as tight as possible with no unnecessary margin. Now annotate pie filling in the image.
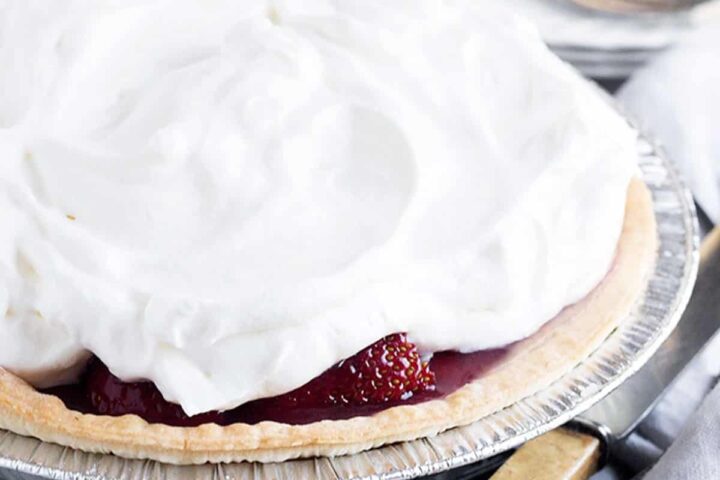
[43,334,508,427]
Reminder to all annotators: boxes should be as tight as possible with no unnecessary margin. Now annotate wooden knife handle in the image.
[490,428,601,480]
[700,224,720,264]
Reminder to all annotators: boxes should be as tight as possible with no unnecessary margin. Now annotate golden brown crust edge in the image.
[0,178,657,464]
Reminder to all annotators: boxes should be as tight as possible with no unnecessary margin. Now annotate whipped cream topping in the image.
[0,0,637,416]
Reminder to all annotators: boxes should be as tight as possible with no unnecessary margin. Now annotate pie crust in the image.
[0,178,657,464]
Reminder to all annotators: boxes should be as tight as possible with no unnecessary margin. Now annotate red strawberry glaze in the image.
[43,335,508,427]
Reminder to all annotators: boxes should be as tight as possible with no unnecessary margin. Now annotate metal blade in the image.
[581,227,720,439]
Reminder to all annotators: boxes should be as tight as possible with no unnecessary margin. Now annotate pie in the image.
[0,0,656,465]
[0,178,656,463]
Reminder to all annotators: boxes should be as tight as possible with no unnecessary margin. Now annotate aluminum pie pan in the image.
[0,128,699,480]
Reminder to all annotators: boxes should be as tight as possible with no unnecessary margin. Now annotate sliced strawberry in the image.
[279,333,436,407]
[81,333,436,426]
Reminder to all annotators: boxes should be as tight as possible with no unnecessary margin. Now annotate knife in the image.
[489,226,720,479]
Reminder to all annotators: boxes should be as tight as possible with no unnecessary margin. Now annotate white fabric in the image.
[618,27,720,223]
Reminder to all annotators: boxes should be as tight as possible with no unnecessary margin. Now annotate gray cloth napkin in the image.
[643,380,720,479]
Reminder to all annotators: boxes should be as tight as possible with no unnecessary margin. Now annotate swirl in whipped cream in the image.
[0,0,637,415]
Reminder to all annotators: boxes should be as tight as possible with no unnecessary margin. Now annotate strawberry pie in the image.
[0,0,656,464]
